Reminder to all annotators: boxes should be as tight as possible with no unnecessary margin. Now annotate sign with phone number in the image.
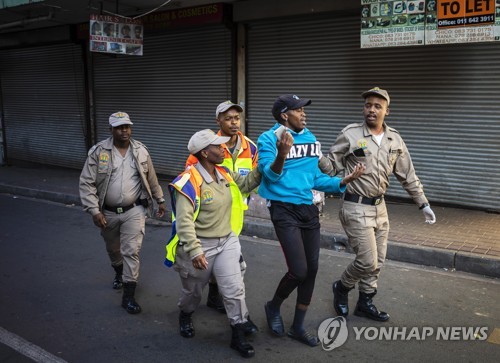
[438,0,495,28]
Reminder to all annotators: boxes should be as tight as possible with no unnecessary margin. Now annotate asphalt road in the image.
[0,194,499,362]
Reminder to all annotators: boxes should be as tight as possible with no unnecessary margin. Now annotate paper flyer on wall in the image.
[494,0,500,40]
[89,14,144,56]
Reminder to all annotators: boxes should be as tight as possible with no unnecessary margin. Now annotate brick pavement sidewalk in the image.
[318,196,500,258]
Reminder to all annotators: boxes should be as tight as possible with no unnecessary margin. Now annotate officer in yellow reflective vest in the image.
[185,101,258,315]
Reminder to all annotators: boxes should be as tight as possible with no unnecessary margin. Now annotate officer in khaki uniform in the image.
[79,112,166,314]
[167,129,267,358]
[327,87,436,321]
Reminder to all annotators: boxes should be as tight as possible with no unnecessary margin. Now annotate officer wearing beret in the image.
[328,87,436,321]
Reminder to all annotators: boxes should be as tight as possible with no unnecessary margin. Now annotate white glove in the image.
[422,206,436,224]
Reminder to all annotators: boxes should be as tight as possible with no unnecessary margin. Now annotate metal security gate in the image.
[92,25,234,177]
[0,43,87,168]
[246,13,500,211]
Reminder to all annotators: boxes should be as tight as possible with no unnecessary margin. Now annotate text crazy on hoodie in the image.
[257,123,345,205]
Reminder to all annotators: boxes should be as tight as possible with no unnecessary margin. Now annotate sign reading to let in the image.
[438,0,495,28]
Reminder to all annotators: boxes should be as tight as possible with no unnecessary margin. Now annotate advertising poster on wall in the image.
[360,0,426,48]
[361,0,499,47]
[426,0,495,44]
[89,14,143,56]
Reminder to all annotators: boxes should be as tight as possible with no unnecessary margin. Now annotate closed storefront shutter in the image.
[246,14,500,211]
[0,43,87,168]
[92,25,233,177]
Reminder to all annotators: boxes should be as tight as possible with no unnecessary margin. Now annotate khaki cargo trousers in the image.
[339,200,389,293]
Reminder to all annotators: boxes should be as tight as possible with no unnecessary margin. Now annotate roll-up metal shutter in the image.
[246,14,500,211]
[92,25,233,177]
[0,43,87,168]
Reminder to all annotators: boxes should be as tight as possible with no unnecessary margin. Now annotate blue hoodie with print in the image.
[257,123,346,205]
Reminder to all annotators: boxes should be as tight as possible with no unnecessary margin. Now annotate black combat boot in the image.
[206,282,226,313]
[121,282,142,314]
[354,291,390,322]
[230,323,255,358]
[179,311,195,338]
[240,316,258,335]
[332,280,353,317]
[112,264,123,290]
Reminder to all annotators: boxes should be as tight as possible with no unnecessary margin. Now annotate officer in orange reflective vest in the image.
[186,101,258,317]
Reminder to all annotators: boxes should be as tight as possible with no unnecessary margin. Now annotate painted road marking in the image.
[0,326,67,363]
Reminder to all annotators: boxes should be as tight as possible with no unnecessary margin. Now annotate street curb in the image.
[2,183,499,279]
[386,241,455,270]
[0,184,81,206]
[243,216,500,279]
[455,251,500,278]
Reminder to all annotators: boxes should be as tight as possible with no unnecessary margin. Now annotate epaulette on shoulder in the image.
[87,145,98,156]
[132,139,148,151]
[87,140,106,156]
[387,125,400,134]
[342,123,364,132]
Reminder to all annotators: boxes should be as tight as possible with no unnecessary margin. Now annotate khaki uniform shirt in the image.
[328,122,428,206]
[79,137,164,217]
[104,146,142,207]
[175,163,261,259]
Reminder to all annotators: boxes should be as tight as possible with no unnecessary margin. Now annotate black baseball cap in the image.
[272,94,312,122]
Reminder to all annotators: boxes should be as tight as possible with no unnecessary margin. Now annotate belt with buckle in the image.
[343,192,383,206]
[104,199,142,214]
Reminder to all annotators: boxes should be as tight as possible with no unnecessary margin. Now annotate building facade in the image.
[0,1,499,211]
